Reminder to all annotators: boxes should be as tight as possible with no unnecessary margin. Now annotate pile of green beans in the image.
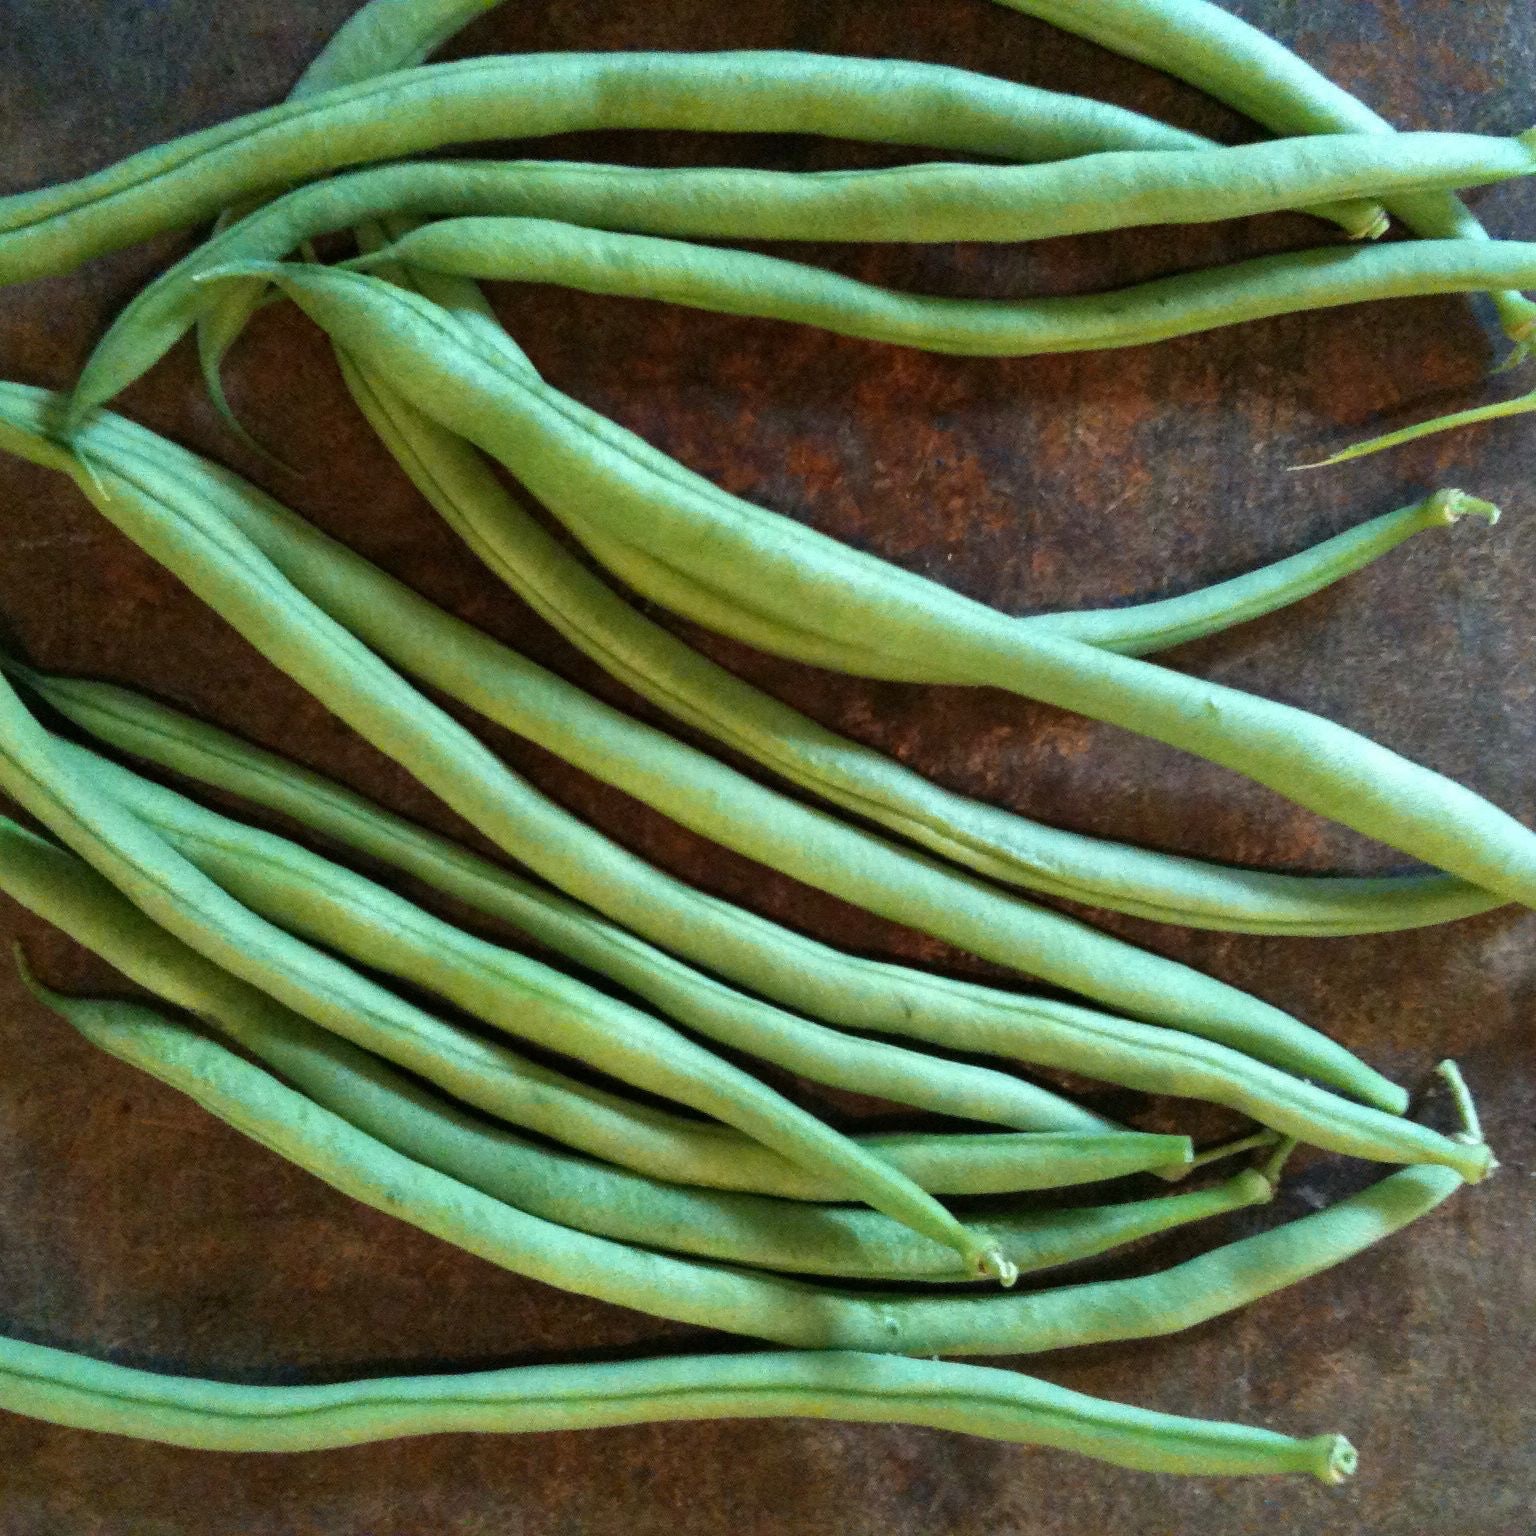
[248,264,1536,926]
[0,0,1519,1483]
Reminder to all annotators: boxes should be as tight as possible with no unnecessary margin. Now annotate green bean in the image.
[61,138,1381,431]
[45,994,1482,1354]
[0,49,1267,289]
[1298,388,1536,469]
[270,233,1536,367]
[15,660,1485,1182]
[993,0,1536,354]
[0,827,1248,1276]
[291,0,504,92]
[0,680,1004,1270]
[54,734,1109,1144]
[261,265,1536,939]
[3,387,1495,1175]
[336,133,1536,350]
[0,1332,1355,1479]
[29,389,1401,1105]
[319,251,1503,938]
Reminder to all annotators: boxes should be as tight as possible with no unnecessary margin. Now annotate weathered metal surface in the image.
[0,1,1531,1529]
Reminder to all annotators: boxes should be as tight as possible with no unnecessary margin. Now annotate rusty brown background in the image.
[1,1,1533,1531]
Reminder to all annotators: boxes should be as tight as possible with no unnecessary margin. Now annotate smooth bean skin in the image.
[11,385,1487,1176]
[45,996,1481,1356]
[7,668,1486,1185]
[0,810,1083,1203]
[73,141,1391,428]
[272,235,1536,364]
[64,735,1110,1143]
[0,677,1006,1271]
[0,823,1240,1277]
[0,1334,1355,1479]
[993,0,1536,348]
[336,129,1536,349]
[265,266,1536,938]
[0,50,1232,287]
[63,400,1398,1103]
[323,290,1503,937]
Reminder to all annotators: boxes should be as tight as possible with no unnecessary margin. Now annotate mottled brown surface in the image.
[1,0,1534,1530]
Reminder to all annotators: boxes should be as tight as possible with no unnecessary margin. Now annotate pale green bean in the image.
[0,1333,1355,1478]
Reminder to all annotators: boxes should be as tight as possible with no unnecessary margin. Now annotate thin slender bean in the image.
[1,388,1492,1175]
[1,830,1243,1276]
[261,265,1536,938]
[0,49,1270,287]
[70,142,1399,428]
[993,0,1536,352]
[33,391,1401,1105]
[243,235,1536,367]
[336,138,1536,352]
[0,679,1001,1270]
[1298,388,1536,469]
[48,996,1482,1354]
[0,1333,1355,1479]
[55,734,1107,1143]
[14,661,1485,1180]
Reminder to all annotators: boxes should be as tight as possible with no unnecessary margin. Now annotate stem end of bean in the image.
[1319,1434,1360,1485]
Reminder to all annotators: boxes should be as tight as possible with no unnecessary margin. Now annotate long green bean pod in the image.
[261,266,1536,936]
[339,145,1536,353]
[993,0,1536,353]
[50,995,1483,1354]
[0,828,1246,1275]
[10,661,1485,1179]
[0,1331,1355,1478]
[262,236,1536,364]
[0,677,1007,1269]
[0,384,1462,1161]
[319,221,1505,940]
[55,404,1395,1102]
[0,48,1282,288]
[69,155,1378,422]
[54,733,1107,1141]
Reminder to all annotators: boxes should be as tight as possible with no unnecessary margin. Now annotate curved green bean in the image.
[0,829,1245,1276]
[66,136,1401,429]
[0,676,1002,1270]
[0,1333,1354,1478]
[254,236,1536,365]
[994,0,1536,352]
[42,392,1404,1104]
[50,995,1481,1354]
[55,733,1107,1142]
[12,658,1485,1179]
[261,265,1536,938]
[0,49,1247,287]
[337,138,1535,350]
[317,243,1504,938]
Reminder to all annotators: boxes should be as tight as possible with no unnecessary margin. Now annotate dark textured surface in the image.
[1,1,1534,1529]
